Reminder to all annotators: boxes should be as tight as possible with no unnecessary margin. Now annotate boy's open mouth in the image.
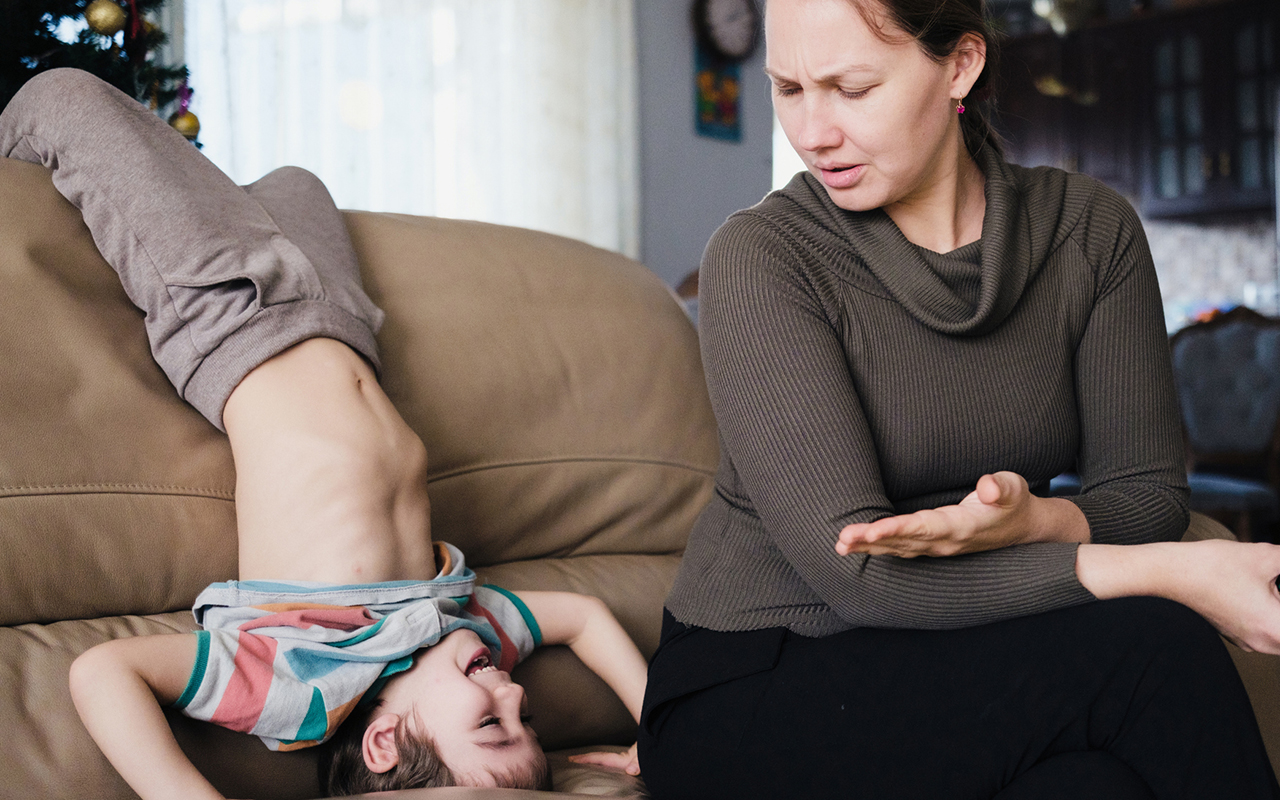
[466,648,497,677]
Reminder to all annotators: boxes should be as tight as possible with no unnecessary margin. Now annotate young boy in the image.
[1,69,645,799]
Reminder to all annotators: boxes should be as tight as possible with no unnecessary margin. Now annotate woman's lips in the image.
[819,163,865,189]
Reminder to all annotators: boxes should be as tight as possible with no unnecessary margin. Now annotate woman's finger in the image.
[568,745,640,775]
[568,751,632,770]
[975,473,1003,505]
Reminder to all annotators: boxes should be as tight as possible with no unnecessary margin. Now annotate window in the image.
[771,112,806,191]
[185,0,639,256]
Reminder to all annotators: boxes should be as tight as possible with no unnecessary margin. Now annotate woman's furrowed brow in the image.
[764,63,879,85]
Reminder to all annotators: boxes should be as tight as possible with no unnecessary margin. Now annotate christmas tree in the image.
[1,0,198,142]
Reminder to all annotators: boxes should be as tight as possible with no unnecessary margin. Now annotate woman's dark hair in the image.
[316,702,552,795]
[848,0,1005,159]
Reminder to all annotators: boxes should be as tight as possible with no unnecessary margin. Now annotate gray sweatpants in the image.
[0,68,385,431]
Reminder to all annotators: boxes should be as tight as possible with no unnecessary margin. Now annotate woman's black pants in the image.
[637,597,1279,799]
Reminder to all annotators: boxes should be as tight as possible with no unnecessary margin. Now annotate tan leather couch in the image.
[4,154,1280,800]
[0,155,715,799]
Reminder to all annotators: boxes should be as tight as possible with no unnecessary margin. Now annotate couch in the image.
[4,153,1280,800]
[0,154,716,799]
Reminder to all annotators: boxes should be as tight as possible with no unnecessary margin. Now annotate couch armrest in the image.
[1182,511,1238,542]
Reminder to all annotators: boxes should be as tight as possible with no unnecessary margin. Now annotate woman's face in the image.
[766,0,970,213]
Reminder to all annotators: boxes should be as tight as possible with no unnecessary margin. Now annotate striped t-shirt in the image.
[172,542,540,751]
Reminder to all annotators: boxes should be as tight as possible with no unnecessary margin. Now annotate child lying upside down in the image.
[0,69,645,799]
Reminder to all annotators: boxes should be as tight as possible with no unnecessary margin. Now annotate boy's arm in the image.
[69,634,225,800]
[512,591,647,722]
[512,591,648,775]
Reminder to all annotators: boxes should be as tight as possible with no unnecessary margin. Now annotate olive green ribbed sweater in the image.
[666,148,1190,636]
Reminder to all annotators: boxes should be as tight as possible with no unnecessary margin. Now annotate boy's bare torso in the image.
[222,338,436,584]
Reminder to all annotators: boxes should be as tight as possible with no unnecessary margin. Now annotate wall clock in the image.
[693,0,761,63]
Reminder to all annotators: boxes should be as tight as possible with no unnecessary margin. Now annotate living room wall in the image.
[635,0,774,288]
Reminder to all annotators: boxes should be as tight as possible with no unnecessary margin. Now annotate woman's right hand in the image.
[836,472,1089,558]
[1076,539,1280,654]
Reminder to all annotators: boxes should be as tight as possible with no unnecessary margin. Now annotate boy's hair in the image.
[317,702,552,795]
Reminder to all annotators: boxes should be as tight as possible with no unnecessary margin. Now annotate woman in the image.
[637,0,1280,797]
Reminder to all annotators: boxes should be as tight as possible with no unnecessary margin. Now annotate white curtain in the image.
[185,0,639,257]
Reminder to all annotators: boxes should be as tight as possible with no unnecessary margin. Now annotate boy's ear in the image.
[362,713,401,774]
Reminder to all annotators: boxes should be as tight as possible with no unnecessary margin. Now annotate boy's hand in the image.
[568,743,640,775]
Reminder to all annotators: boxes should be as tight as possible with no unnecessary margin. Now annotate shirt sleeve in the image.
[473,585,542,670]
[173,612,403,752]
[697,213,1095,630]
[1063,186,1190,543]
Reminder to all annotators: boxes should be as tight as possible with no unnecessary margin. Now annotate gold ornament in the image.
[168,110,200,140]
[85,0,127,37]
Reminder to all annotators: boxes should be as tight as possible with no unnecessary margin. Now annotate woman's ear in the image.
[361,713,402,774]
[950,32,988,99]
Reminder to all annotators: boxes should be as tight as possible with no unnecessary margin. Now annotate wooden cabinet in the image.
[997,0,1277,219]
[998,33,1071,173]
[1069,24,1142,198]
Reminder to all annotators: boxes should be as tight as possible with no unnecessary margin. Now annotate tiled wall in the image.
[1144,216,1279,331]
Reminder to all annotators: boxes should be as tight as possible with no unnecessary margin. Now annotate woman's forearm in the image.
[1028,495,1091,544]
[1074,542,1169,600]
[1075,540,1280,654]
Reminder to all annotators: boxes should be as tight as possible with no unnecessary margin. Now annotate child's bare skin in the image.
[222,337,436,584]
[70,338,647,800]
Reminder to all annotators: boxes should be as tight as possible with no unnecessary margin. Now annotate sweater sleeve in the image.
[1064,187,1190,543]
[698,213,1095,630]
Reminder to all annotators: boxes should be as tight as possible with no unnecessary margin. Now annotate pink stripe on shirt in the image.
[240,607,376,633]
[210,631,277,733]
[464,596,518,672]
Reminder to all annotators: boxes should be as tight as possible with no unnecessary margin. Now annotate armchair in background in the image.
[1169,306,1280,542]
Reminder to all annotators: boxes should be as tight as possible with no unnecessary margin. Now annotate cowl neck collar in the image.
[789,146,1068,336]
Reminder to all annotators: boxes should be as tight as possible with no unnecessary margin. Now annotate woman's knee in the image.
[995,752,1155,800]
[1110,596,1225,658]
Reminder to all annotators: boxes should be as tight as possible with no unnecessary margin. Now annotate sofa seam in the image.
[0,484,234,500]
[428,456,716,483]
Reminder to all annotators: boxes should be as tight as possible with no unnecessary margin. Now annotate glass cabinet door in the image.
[1231,19,1275,196]
[1142,1,1277,217]
[1153,33,1207,200]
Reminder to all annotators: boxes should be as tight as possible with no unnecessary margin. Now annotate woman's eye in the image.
[520,713,533,725]
[479,716,500,728]
[774,85,800,97]
[839,87,870,100]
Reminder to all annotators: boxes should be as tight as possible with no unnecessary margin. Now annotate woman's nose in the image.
[794,98,842,153]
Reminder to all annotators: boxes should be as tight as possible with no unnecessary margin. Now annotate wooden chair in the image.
[1169,306,1280,541]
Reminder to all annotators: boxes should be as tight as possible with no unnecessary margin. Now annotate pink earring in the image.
[956,99,966,114]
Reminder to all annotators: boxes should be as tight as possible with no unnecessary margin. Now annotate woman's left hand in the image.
[567,743,640,776]
[835,471,1089,558]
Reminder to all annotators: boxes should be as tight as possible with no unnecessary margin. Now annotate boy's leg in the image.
[0,68,383,431]
[0,69,434,582]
